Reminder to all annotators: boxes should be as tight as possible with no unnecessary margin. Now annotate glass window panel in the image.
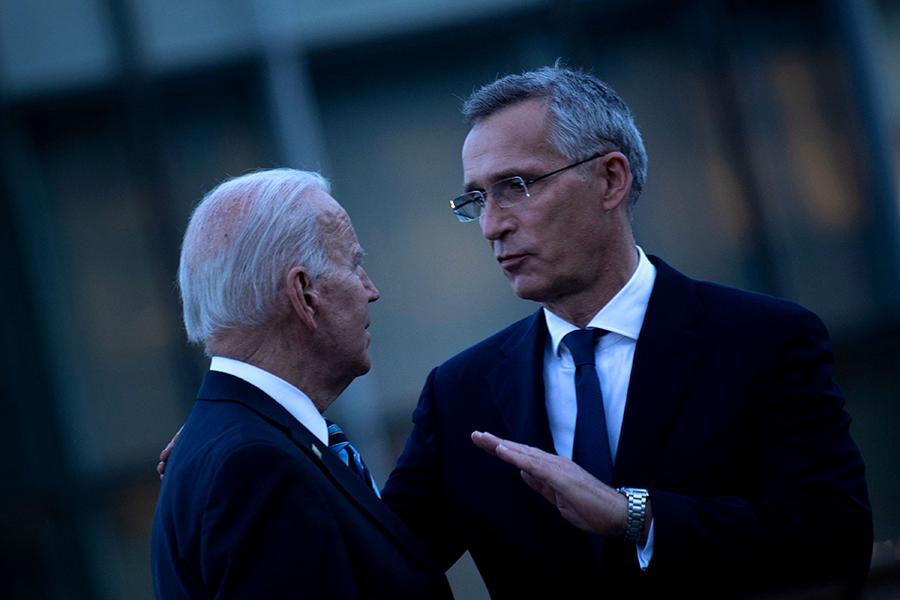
[19,104,187,476]
[606,33,764,293]
[158,66,275,235]
[0,0,116,95]
[129,0,255,71]
[736,40,877,330]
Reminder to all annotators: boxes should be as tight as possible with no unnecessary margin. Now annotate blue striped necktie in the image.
[325,419,381,498]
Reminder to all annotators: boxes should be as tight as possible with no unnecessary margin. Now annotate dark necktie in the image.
[325,419,381,498]
[563,328,613,485]
[563,328,612,567]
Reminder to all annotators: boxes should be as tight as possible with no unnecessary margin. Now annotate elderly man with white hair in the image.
[151,169,451,599]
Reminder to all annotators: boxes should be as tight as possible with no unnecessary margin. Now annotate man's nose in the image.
[361,269,380,302]
[479,195,513,241]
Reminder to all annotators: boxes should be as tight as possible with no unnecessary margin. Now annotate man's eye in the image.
[497,178,527,195]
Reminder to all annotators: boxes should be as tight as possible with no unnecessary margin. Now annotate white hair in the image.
[178,168,334,346]
[462,64,648,214]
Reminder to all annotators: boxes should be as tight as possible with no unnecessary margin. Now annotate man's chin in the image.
[508,277,547,302]
[358,355,372,376]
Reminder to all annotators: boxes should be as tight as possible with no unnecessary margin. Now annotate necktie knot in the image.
[563,328,605,367]
[325,419,381,498]
[326,419,350,448]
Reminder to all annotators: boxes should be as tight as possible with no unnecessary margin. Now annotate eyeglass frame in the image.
[450,152,605,222]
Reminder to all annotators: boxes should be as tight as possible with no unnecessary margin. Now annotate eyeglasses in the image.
[450,153,603,222]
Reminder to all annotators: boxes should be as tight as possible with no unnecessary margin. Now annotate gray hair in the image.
[462,65,647,211]
[178,168,334,346]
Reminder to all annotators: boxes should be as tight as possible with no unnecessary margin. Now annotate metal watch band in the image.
[616,487,649,543]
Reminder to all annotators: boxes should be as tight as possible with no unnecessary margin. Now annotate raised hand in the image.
[471,430,645,540]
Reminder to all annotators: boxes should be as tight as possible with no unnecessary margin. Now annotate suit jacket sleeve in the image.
[381,368,468,571]
[646,307,872,593]
[200,441,361,599]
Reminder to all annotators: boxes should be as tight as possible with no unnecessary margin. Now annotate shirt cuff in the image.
[636,518,654,570]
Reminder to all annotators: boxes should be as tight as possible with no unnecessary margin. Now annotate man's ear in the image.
[286,266,318,331]
[596,152,633,212]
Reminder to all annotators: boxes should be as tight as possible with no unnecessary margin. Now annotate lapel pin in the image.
[311,444,323,460]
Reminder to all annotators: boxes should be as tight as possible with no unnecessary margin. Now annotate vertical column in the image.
[830,0,900,319]
[248,0,330,172]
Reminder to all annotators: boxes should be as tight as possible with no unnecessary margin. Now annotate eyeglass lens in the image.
[451,176,531,221]
[450,152,604,222]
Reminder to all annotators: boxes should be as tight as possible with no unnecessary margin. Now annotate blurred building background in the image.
[1,0,899,598]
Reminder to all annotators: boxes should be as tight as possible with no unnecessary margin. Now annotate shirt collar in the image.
[544,246,657,358]
[209,356,329,445]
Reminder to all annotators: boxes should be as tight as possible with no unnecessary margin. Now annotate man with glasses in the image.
[381,66,872,597]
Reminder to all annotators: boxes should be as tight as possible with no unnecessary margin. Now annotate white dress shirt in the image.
[209,356,329,446]
[542,245,656,568]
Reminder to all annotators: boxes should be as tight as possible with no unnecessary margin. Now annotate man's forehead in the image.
[462,105,559,188]
[325,210,361,253]
[307,187,342,215]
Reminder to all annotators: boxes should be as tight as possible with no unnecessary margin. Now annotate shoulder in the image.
[166,399,310,486]
[695,279,807,320]
[435,311,542,372]
[202,438,326,507]
[650,255,820,329]
[158,402,329,528]
[646,257,840,377]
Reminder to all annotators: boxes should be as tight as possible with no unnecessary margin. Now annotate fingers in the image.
[472,431,561,484]
[472,430,602,493]
[157,425,184,480]
[470,431,502,456]
[495,443,542,474]
[472,431,543,459]
[159,425,183,461]
[474,433,560,508]
[470,431,534,457]
[471,430,624,537]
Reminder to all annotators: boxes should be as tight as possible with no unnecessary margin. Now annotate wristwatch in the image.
[616,487,649,543]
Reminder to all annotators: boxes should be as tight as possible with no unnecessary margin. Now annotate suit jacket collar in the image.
[196,370,448,584]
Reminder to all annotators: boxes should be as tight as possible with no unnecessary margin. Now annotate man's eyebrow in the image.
[464,169,524,193]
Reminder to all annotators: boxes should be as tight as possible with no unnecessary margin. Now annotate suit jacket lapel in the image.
[486,310,556,454]
[485,311,597,566]
[196,371,447,583]
[614,257,709,488]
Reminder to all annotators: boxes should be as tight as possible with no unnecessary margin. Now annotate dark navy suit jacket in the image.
[382,256,872,598]
[151,371,452,599]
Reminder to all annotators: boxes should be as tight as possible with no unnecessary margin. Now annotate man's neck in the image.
[541,245,640,328]
[210,332,342,414]
[248,349,345,415]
